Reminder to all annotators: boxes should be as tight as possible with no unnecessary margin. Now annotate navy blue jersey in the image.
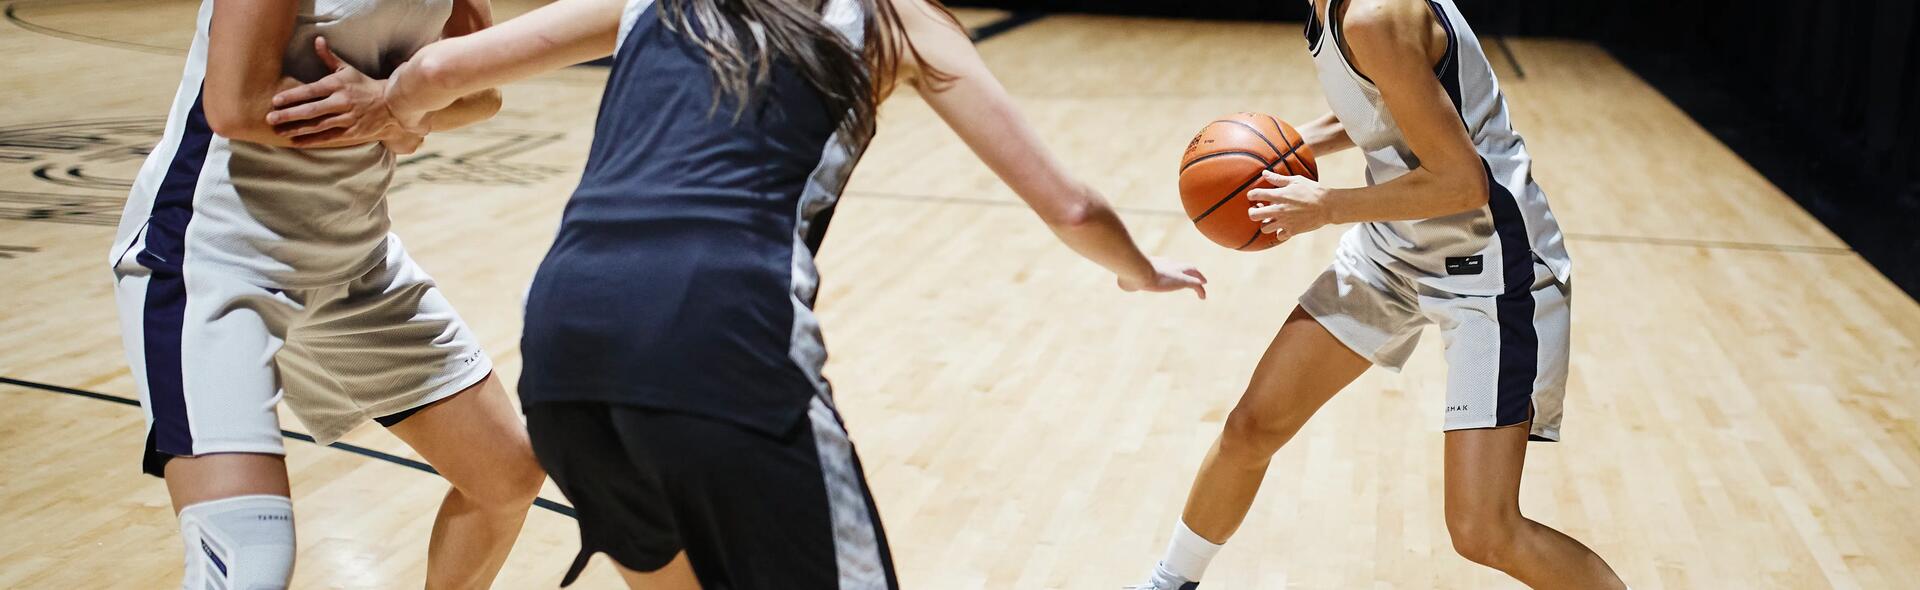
[517,0,870,434]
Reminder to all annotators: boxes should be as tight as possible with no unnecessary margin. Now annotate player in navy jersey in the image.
[1126,0,1625,588]
[268,0,1207,586]
[110,0,544,588]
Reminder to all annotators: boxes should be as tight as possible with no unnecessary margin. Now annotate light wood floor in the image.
[3,1,1918,588]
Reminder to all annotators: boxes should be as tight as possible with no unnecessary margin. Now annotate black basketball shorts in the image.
[526,396,898,589]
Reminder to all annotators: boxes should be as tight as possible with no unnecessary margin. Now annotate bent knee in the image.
[457,451,546,508]
[1219,406,1299,462]
[1446,513,1523,568]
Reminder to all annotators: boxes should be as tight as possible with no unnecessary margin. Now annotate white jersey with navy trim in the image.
[110,0,451,288]
[1306,0,1571,296]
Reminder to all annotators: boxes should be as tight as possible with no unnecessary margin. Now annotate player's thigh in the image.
[1441,424,1530,527]
[1231,306,1374,423]
[163,453,292,511]
[384,373,541,503]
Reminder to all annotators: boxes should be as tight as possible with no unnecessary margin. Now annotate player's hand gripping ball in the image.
[1178,113,1318,250]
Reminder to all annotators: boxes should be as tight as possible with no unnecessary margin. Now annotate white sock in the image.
[1151,520,1223,585]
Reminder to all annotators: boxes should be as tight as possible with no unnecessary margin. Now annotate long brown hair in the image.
[658,0,958,141]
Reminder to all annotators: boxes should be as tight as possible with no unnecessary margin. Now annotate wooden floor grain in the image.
[1,2,1916,588]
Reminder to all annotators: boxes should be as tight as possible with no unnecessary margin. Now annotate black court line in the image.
[0,244,40,259]
[0,375,578,519]
[2,0,179,55]
[1560,233,1852,255]
[847,189,1858,256]
[969,11,1046,42]
[1494,36,1526,80]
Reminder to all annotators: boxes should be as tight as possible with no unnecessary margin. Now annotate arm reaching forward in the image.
[890,0,1206,298]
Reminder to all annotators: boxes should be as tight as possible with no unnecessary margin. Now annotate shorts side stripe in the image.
[808,397,894,589]
[846,428,899,587]
[141,89,214,457]
[1486,162,1539,427]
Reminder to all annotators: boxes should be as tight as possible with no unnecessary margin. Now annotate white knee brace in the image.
[177,495,295,590]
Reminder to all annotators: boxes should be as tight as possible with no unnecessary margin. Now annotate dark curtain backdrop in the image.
[952,0,1920,292]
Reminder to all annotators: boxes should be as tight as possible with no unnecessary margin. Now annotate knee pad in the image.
[177,495,295,590]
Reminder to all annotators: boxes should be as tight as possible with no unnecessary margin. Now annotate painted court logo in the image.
[0,117,162,226]
[0,117,572,228]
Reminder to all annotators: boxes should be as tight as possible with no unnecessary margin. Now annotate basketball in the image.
[1178,113,1318,251]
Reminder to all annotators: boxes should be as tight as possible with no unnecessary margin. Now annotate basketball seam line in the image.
[1180,150,1269,172]
[1233,231,1263,250]
[1264,113,1316,176]
[1209,119,1285,160]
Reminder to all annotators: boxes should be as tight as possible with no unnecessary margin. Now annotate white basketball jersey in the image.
[110,0,451,287]
[1306,0,1571,296]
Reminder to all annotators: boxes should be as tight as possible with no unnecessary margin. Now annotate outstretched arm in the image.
[382,0,625,124]
[891,0,1206,298]
[1248,0,1486,238]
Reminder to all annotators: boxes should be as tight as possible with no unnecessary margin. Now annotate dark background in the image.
[951,0,1920,297]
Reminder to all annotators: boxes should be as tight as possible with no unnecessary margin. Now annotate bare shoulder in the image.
[1337,0,1435,66]
[1338,0,1429,40]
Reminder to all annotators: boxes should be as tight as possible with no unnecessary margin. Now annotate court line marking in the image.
[969,11,1046,42]
[0,375,579,519]
[2,0,178,55]
[844,189,1856,255]
[1495,36,1526,80]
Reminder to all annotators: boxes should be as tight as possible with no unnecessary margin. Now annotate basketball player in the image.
[1128,0,1627,588]
[265,0,1206,586]
[108,1,543,588]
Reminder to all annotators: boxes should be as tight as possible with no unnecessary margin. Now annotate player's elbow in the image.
[1037,191,1103,228]
[409,46,466,93]
[470,88,503,119]
[202,97,267,143]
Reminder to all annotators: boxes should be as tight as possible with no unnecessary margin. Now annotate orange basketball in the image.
[1178,113,1318,251]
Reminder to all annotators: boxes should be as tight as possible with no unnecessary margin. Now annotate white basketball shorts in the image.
[1299,231,1570,441]
[113,233,493,475]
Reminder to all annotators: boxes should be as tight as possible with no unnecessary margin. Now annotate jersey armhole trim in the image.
[1328,0,1461,91]
[1425,1,1460,80]
[1324,0,1377,87]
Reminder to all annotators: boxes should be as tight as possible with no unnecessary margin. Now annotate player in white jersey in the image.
[1129,0,1626,588]
[107,1,542,588]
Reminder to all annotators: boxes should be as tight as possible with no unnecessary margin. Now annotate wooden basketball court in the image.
[2,1,1916,588]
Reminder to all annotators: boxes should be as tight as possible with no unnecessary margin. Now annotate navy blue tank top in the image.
[517,0,870,434]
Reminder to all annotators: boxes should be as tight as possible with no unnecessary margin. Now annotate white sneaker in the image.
[1124,566,1199,590]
